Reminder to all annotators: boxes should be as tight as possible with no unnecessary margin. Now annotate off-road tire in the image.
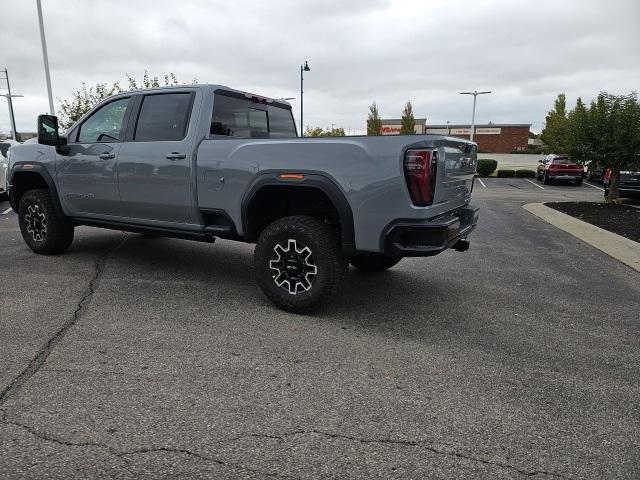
[254,215,347,313]
[350,253,402,272]
[18,189,74,255]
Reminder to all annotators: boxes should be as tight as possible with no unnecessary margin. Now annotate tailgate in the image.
[432,138,477,207]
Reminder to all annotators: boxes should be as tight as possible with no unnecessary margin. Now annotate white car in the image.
[1,139,20,200]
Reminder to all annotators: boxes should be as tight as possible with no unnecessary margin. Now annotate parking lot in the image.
[1,179,639,479]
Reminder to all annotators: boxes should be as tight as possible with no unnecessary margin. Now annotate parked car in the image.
[584,160,604,182]
[536,154,583,185]
[6,84,478,312]
[603,169,640,199]
[0,140,19,200]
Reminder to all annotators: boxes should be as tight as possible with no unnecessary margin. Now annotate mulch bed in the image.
[546,202,640,243]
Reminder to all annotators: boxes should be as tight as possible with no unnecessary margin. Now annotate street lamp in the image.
[0,69,23,141]
[460,90,491,142]
[300,60,310,137]
[36,0,55,115]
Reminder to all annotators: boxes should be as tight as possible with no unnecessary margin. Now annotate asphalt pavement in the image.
[1,179,639,479]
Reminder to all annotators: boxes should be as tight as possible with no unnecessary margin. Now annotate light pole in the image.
[460,90,491,141]
[36,0,55,115]
[300,60,310,137]
[0,69,24,141]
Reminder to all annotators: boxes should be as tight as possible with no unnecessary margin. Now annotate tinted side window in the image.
[211,95,250,138]
[78,98,130,143]
[134,93,192,142]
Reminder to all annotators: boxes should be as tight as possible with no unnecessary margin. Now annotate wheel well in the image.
[10,171,49,208]
[245,186,341,243]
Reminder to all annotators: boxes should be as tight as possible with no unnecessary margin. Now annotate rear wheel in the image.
[254,215,347,313]
[575,179,583,186]
[350,253,402,272]
[18,189,74,255]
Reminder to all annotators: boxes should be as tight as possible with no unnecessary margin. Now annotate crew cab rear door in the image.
[117,90,197,224]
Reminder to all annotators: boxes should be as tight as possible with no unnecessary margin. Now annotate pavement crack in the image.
[0,234,128,406]
[221,429,572,479]
[1,416,297,480]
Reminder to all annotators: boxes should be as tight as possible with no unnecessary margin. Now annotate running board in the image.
[204,225,235,239]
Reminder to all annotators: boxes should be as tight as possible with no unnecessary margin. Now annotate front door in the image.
[56,97,131,217]
[117,91,195,224]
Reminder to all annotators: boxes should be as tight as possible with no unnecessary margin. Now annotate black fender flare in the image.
[8,163,66,217]
[241,171,355,254]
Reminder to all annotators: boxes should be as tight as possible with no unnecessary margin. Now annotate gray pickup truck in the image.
[6,84,478,312]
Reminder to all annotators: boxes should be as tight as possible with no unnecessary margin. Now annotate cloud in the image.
[0,0,638,134]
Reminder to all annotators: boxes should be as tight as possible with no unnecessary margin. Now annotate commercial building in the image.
[380,119,531,153]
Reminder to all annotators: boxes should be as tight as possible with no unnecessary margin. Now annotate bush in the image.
[476,159,498,177]
[496,169,515,178]
[515,169,536,178]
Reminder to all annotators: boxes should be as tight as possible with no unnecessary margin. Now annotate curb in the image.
[522,203,640,273]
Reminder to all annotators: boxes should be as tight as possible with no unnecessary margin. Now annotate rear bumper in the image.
[604,186,640,198]
[383,205,479,257]
[548,173,582,180]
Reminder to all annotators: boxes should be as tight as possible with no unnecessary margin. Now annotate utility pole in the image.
[460,90,491,141]
[36,0,55,115]
[0,69,24,141]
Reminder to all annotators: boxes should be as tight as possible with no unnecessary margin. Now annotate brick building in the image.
[380,119,531,153]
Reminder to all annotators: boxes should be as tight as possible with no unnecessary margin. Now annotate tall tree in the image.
[566,97,591,166]
[58,71,183,129]
[367,102,382,135]
[541,93,570,153]
[400,101,416,135]
[598,93,640,203]
[563,92,640,203]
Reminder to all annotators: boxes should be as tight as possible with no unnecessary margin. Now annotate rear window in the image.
[135,93,192,142]
[552,157,571,164]
[210,93,296,139]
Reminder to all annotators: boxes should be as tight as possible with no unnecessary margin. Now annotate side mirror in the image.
[538,159,543,163]
[37,114,60,146]
[37,114,69,153]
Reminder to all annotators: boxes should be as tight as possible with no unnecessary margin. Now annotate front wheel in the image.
[254,215,347,313]
[543,172,551,185]
[18,189,74,255]
[575,179,583,186]
[350,253,402,272]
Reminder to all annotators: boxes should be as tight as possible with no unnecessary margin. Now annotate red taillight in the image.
[404,149,437,206]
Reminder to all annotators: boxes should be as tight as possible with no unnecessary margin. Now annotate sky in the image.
[1,0,638,135]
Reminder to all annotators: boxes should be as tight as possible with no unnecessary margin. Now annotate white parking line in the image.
[2,208,12,215]
[525,179,545,190]
[584,182,605,192]
[477,177,486,188]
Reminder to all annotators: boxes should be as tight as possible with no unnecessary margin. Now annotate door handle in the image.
[166,152,186,160]
[98,153,115,160]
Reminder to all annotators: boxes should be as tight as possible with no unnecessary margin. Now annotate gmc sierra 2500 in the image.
[6,84,478,312]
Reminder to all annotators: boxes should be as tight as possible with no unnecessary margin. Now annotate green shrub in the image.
[496,169,515,178]
[476,159,498,177]
[515,169,536,178]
